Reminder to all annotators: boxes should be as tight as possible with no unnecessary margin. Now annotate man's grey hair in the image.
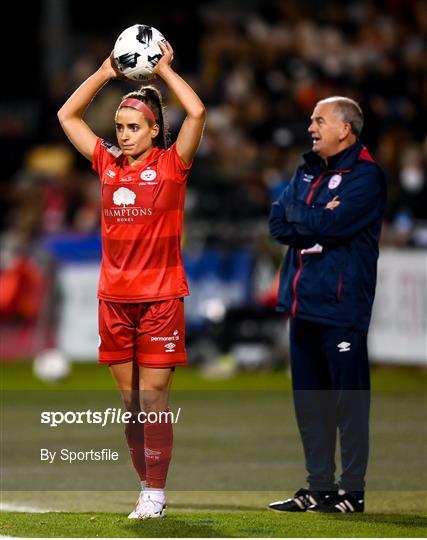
[317,96,364,136]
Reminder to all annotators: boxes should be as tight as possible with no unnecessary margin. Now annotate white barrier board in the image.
[57,249,427,364]
[369,249,427,364]
[58,264,99,360]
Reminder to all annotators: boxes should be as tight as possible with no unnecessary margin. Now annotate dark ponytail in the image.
[121,85,170,149]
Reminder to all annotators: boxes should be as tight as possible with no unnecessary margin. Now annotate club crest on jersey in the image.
[328,174,342,189]
[140,169,157,181]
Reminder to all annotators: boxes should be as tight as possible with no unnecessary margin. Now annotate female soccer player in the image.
[58,41,206,519]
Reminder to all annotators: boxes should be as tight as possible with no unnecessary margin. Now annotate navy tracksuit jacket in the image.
[269,141,386,493]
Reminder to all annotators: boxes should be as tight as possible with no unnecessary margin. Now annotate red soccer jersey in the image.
[92,138,191,302]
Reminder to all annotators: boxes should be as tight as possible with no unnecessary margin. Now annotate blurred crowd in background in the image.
[1,0,426,363]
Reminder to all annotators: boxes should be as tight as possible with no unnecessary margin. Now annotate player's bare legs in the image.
[135,367,173,516]
[109,362,147,517]
[109,361,140,412]
[110,363,174,518]
[139,366,174,412]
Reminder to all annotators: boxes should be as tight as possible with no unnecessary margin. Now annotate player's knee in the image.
[140,388,168,412]
[120,390,141,414]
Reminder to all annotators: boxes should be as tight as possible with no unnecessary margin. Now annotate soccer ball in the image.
[33,348,71,383]
[113,24,167,81]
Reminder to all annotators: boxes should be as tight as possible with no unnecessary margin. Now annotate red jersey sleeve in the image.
[92,138,122,179]
[159,143,192,184]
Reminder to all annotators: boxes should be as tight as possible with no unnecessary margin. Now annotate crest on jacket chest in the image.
[328,174,342,189]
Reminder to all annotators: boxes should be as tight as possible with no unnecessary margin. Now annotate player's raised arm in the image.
[57,55,120,162]
[152,42,206,165]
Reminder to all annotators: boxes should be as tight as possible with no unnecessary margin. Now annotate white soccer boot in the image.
[128,489,166,519]
[128,490,144,519]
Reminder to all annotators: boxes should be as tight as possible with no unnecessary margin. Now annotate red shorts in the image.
[98,298,186,368]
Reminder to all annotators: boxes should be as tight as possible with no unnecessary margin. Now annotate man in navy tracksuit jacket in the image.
[268,97,386,514]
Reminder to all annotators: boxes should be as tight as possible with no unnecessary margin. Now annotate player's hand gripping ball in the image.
[113,24,167,81]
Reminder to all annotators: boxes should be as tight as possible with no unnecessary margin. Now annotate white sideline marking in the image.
[0,502,55,513]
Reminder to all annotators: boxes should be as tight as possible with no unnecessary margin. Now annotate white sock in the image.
[145,488,165,503]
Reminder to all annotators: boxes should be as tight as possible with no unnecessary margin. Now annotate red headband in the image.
[118,98,156,124]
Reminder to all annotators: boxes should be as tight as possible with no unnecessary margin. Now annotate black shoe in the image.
[268,488,334,513]
[307,491,364,513]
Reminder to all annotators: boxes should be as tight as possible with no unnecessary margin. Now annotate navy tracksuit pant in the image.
[289,318,370,493]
